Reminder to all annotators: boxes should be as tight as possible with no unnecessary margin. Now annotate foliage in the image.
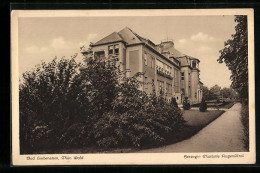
[183,97,191,110]
[19,55,84,152]
[201,86,211,100]
[210,85,221,98]
[80,57,185,148]
[202,85,220,100]
[19,54,185,153]
[171,97,178,108]
[240,103,249,151]
[221,87,238,99]
[202,85,238,101]
[218,15,248,100]
[199,97,207,112]
[218,16,249,150]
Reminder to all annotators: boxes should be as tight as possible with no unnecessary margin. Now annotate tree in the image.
[210,84,221,99]
[202,85,217,100]
[20,53,186,153]
[199,97,207,112]
[218,16,249,150]
[19,55,84,152]
[222,87,238,99]
[218,15,248,102]
[201,86,210,100]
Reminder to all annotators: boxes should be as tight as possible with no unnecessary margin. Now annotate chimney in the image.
[160,40,174,51]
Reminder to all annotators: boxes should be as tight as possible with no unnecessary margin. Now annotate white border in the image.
[11,9,255,165]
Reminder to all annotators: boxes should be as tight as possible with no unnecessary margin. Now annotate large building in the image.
[82,27,203,104]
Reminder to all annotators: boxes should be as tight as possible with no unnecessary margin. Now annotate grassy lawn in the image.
[183,110,225,126]
[191,101,235,109]
[221,102,235,109]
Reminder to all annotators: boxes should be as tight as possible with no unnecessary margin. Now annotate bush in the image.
[19,55,185,153]
[171,97,178,108]
[183,97,191,110]
[199,97,207,112]
[19,56,85,153]
[89,70,185,148]
[240,102,249,151]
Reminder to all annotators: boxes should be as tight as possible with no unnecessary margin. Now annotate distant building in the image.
[82,27,203,104]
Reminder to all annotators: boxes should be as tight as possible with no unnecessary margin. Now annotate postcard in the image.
[11,9,255,165]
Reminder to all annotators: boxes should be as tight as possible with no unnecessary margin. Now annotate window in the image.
[122,48,126,65]
[144,53,147,66]
[157,80,161,93]
[108,45,113,55]
[181,88,185,95]
[151,56,154,68]
[161,81,164,95]
[114,45,119,54]
[166,83,172,95]
[192,60,197,68]
[94,51,105,59]
[181,72,184,80]
[108,44,119,55]
[158,80,164,95]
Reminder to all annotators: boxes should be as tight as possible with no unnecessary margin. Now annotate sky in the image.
[18,15,237,88]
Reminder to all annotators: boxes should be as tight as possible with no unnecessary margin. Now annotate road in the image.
[139,103,246,153]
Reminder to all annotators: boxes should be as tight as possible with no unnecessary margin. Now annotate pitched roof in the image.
[163,45,200,62]
[189,56,200,62]
[90,27,199,65]
[117,27,143,45]
[167,47,186,58]
[91,27,158,48]
[92,32,124,46]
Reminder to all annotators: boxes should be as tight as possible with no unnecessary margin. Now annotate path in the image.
[139,103,246,153]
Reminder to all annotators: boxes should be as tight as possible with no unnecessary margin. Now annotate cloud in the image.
[176,32,221,58]
[78,33,97,47]
[175,32,231,88]
[26,36,74,54]
[50,37,73,50]
[26,46,48,54]
[178,38,187,44]
[190,32,216,42]
[198,46,212,52]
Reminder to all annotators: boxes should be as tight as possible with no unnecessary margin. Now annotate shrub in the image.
[240,102,249,151]
[199,97,207,112]
[19,54,186,153]
[92,101,185,148]
[171,97,178,108]
[19,56,84,153]
[90,71,185,148]
[183,97,191,110]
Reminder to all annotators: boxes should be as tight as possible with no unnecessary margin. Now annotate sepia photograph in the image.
[11,9,255,165]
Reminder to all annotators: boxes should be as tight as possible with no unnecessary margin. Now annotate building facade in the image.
[82,27,203,104]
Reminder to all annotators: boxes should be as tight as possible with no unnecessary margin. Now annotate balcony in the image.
[156,66,173,80]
